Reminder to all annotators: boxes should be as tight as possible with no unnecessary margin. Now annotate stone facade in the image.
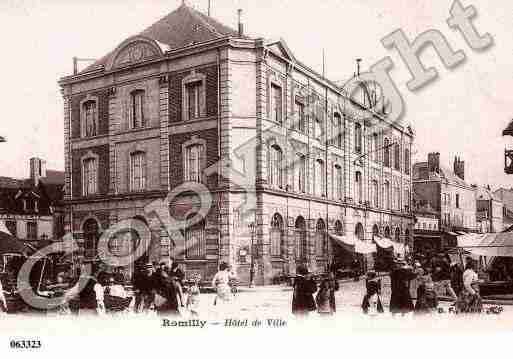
[59,4,414,285]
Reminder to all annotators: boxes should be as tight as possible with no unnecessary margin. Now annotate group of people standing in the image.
[291,265,339,316]
[364,255,482,316]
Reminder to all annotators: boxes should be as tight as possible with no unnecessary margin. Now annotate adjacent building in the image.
[476,186,503,233]
[59,3,414,284]
[0,158,65,246]
[413,154,477,252]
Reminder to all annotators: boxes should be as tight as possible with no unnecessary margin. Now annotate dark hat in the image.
[296,264,309,276]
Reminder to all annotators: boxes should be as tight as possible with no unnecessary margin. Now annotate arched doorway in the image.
[384,226,391,238]
[295,217,307,264]
[395,227,401,242]
[355,222,364,240]
[372,224,379,239]
[334,220,344,235]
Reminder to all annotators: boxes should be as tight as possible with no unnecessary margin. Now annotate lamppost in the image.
[249,222,255,288]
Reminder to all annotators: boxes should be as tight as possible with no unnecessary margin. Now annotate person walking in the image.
[154,269,179,316]
[450,262,464,297]
[0,275,8,313]
[362,278,384,316]
[133,263,156,313]
[389,260,416,315]
[352,258,361,281]
[455,258,482,313]
[186,274,201,317]
[316,278,337,316]
[169,262,185,307]
[291,265,317,316]
[414,272,438,314]
[212,262,236,306]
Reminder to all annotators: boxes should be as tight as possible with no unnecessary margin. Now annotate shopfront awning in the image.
[374,236,393,250]
[457,232,513,257]
[330,234,376,254]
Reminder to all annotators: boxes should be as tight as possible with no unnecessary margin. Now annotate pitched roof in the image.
[504,119,513,136]
[83,3,242,73]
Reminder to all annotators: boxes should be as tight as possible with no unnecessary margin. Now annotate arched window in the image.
[334,113,342,147]
[270,213,285,257]
[82,100,98,138]
[316,219,327,257]
[355,171,362,204]
[333,164,342,200]
[295,217,307,261]
[294,154,306,193]
[334,220,344,235]
[404,148,410,175]
[271,84,283,124]
[130,90,145,129]
[384,138,390,167]
[269,145,283,188]
[83,218,100,259]
[395,228,401,242]
[354,123,362,153]
[315,159,325,197]
[383,180,390,209]
[372,180,379,207]
[185,215,206,259]
[372,224,379,239]
[384,226,391,238]
[355,222,364,241]
[130,151,146,191]
[185,144,203,182]
[394,143,400,170]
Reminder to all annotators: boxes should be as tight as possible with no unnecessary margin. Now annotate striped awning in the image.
[330,234,376,254]
[374,236,393,249]
[457,232,513,257]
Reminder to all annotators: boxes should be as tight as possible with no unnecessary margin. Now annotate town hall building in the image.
[59,3,414,284]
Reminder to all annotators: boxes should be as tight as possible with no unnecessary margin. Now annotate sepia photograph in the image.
[1,0,513,356]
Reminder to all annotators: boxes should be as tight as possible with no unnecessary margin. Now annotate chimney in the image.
[427,152,440,173]
[453,156,465,180]
[237,9,244,37]
[30,157,46,186]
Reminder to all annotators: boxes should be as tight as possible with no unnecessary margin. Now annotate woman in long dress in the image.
[212,262,236,313]
[455,259,482,313]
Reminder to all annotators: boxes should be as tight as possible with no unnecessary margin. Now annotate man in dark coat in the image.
[154,269,179,316]
[389,260,416,314]
[292,265,317,315]
[133,263,156,313]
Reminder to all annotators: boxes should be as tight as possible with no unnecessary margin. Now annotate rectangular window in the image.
[82,158,98,196]
[5,221,17,237]
[373,134,379,162]
[316,160,325,197]
[27,221,37,240]
[295,155,306,193]
[271,84,282,123]
[334,165,343,200]
[185,145,203,182]
[186,224,206,259]
[354,124,362,153]
[186,81,201,120]
[355,172,362,203]
[130,152,146,191]
[270,230,282,257]
[456,194,460,208]
[131,90,145,128]
[334,114,342,148]
[295,100,305,133]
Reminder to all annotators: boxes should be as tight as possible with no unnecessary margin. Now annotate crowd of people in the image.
[291,254,484,317]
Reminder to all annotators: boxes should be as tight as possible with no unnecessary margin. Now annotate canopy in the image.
[374,236,393,250]
[457,232,513,257]
[0,232,33,255]
[330,234,376,254]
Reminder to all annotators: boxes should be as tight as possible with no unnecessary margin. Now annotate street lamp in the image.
[249,222,255,288]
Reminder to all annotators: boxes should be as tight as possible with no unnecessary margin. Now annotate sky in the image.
[0,0,512,189]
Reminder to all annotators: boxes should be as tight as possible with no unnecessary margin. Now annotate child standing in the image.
[316,279,335,316]
[186,274,201,317]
